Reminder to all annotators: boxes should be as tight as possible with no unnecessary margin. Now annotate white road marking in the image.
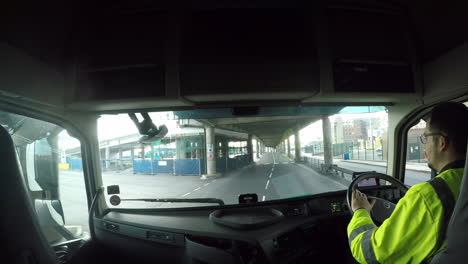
[265,180,270,190]
[262,195,266,201]
[204,183,210,186]
[182,192,191,197]
[269,173,272,178]
[194,187,201,191]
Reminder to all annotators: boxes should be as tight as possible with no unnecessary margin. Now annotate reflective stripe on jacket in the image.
[347,168,464,264]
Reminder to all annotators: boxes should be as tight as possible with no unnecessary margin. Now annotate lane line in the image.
[269,173,272,178]
[204,183,210,186]
[182,192,191,197]
[265,180,270,190]
[262,195,266,201]
[194,187,201,191]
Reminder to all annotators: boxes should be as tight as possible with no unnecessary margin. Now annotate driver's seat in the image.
[430,142,468,263]
[0,126,57,263]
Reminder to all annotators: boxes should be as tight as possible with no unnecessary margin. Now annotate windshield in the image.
[96,106,388,208]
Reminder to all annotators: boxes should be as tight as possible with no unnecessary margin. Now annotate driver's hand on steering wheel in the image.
[352,190,376,213]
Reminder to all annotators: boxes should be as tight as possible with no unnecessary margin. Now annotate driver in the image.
[348,102,467,264]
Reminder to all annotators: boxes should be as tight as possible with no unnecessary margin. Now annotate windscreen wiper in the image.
[120,198,225,206]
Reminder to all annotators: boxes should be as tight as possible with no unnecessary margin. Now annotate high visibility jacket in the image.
[348,162,465,264]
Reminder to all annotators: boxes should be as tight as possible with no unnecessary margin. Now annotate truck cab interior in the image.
[1,0,468,263]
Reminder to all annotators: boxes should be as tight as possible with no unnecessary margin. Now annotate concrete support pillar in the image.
[287,138,291,158]
[222,139,229,158]
[141,145,145,160]
[130,148,135,161]
[176,138,186,159]
[247,134,254,163]
[205,126,216,176]
[105,147,110,169]
[294,128,301,161]
[322,115,333,169]
[118,148,123,170]
[256,140,260,158]
[150,145,154,161]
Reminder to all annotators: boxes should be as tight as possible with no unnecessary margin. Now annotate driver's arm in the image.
[347,184,439,264]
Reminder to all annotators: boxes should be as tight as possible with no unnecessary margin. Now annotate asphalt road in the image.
[57,152,431,234]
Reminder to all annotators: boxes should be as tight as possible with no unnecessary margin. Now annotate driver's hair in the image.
[428,102,468,156]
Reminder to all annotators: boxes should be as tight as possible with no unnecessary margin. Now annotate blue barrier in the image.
[175,159,202,175]
[132,160,178,175]
[200,159,207,175]
[67,158,83,170]
[216,158,227,173]
[152,160,174,174]
[130,155,251,175]
[133,160,152,174]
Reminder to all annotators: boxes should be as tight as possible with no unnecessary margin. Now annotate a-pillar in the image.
[105,147,110,169]
[322,115,333,170]
[205,126,216,177]
[247,134,254,163]
[294,128,301,161]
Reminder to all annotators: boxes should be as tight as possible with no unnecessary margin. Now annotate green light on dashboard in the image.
[330,202,342,213]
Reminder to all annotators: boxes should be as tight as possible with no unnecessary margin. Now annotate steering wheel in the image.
[346,172,409,224]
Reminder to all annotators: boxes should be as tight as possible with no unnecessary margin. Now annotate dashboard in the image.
[93,187,401,264]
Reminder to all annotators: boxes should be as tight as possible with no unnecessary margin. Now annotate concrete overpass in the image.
[185,106,346,176]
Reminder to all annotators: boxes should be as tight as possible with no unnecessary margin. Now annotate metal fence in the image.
[304,142,383,161]
[348,141,384,161]
[301,156,355,182]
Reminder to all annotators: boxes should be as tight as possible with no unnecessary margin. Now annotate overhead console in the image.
[327,7,414,94]
[64,3,418,109]
[180,8,319,101]
[75,11,168,101]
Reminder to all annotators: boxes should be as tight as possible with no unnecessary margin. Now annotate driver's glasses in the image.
[419,133,444,144]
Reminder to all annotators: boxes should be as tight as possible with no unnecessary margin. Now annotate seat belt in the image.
[429,177,456,253]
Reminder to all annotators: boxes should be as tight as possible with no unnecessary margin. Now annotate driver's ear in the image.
[439,136,449,152]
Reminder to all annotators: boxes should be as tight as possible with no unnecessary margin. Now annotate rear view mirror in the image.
[129,113,168,144]
[34,137,59,199]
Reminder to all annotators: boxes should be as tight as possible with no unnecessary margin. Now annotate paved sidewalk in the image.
[301,153,431,173]
[341,159,431,173]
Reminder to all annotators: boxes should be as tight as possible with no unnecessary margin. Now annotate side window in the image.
[2,112,89,244]
[405,101,468,186]
[404,119,431,186]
